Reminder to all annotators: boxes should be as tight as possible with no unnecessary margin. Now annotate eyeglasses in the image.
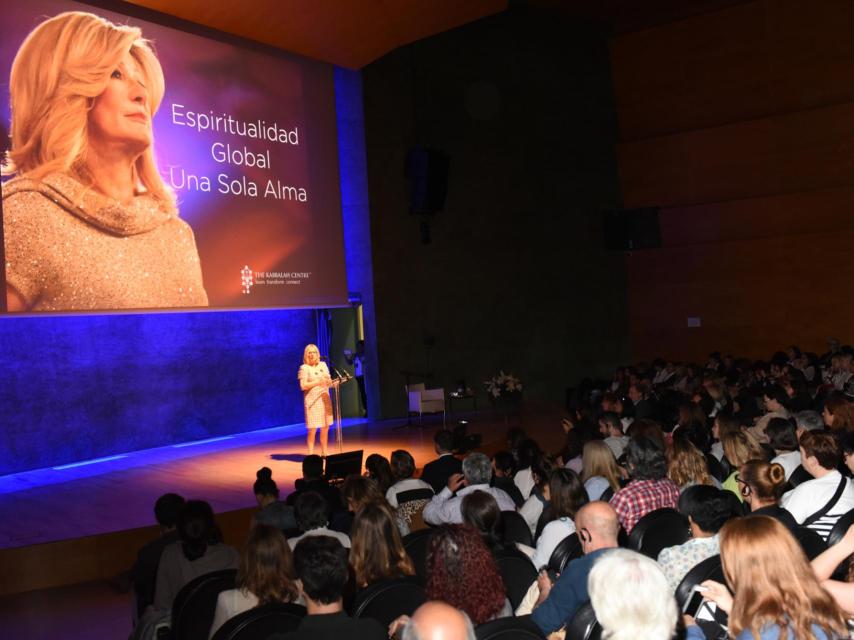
[735,474,752,497]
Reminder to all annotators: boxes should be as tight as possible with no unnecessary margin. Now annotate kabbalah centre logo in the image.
[241,265,254,294]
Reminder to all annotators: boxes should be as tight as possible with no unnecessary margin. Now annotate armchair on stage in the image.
[406,383,446,425]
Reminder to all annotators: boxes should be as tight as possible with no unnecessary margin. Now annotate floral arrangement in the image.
[484,371,523,399]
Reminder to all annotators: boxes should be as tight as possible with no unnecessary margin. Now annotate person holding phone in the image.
[684,516,847,640]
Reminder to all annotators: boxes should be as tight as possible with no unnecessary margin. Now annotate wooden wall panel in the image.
[627,229,854,362]
[612,0,854,140]
[619,101,854,209]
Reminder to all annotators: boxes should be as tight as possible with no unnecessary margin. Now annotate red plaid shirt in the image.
[609,478,681,533]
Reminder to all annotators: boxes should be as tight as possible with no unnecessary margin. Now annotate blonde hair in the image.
[303,343,320,364]
[721,429,765,468]
[581,440,621,493]
[3,11,173,206]
[720,516,847,640]
[667,437,714,488]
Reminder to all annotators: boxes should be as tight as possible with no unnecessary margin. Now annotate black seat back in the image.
[674,555,724,610]
[171,569,237,640]
[210,602,306,640]
[501,510,533,547]
[599,486,615,503]
[826,507,854,547]
[396,488,434,504]
[566,601,601,640]
[627,508,689,559]
[475,615,545,639]
[351,576,427,627]
[547,533,582,573]
[705,454,725,483]
[495,548,538,611]
[788,465,812,488]
[795,526,829,560]
[402,528,434,581]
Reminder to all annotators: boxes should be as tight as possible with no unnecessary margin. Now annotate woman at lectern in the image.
[1,11,208,312]
[299,344,334,456]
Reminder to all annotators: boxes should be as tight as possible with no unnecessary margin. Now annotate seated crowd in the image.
[130,341,854,639]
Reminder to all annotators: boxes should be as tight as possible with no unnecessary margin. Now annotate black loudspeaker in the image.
[602,207,661,251]
[405,147,449,214]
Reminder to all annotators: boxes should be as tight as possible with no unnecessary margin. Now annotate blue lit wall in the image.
[0,69,370,476]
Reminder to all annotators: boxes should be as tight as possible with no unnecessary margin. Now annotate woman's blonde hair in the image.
[581,440,620,493]
[3,11,173,206]
[667,437,714,488]
[721,429,765,468]
[720,516,847,640]
[302,343,319,364]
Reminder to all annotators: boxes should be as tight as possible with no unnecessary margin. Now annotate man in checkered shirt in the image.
[609,436,680,533]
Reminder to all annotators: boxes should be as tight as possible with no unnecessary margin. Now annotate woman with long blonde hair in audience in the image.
[580,440,621,501]
[721,430,767,501]
[667,436,716,490]
[686,516,848,640]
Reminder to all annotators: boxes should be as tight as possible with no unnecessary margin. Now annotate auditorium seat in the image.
[705,454,725,483]
[599,486,615,503]
[210,602,306,640]
[627,508,690,560]
[566,601,602,640]
[171,569,237,640]
[501,510,534,547]
[475,615,545,639]
[402,528,434,581]
[547,533,582,574]
[495,547,538,610]
[788,465,813,488]
[826,508,854,579]
[675,555,725,610]
[794,526,829,560]
[351,576,427,627]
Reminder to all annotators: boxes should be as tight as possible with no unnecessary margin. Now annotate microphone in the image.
[319,355,329,360]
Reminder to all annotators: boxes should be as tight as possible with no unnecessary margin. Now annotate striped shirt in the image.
[781,470,854,540]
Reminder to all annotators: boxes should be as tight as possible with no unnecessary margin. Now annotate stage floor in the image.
[0,409,564,550]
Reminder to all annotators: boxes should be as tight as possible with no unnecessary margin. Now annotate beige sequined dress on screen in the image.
[2,172,208,311]
[298,362,334,429]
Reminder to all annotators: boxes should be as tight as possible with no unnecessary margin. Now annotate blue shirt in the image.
[686,622,834,640]
[531,547,612,634]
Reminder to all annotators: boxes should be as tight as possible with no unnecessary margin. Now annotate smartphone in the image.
[682,585,708,616]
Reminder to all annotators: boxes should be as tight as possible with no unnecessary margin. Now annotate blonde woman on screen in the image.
[298,344,334,456]
[1,11,207,312]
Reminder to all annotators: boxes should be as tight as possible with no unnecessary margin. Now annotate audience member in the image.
[766,417,801,480]
[737,460,799,533]
[365,453,394,494]
[518,454,556,536]
[423,453,515,525]
[398,601,475,640]
[823,394,854,431]
[686,516,848,640]
[253,467,296,532]
[667,436,716,489]
[580,440,621,501]
[289,491,351,549]
[513,439,541,500]
[341,474,387,514]
[208,524,299,638]
[530,501,619,635]
[132,492,185,617]
[795,410,826,439]
[425,524,511,624]
[419,430,462,494]
[721,430,767,501]
[710,412,740,462]
[657,485,736,590]
[269,536,386,640]
[781,431,854,540]
[285,456,343,516]
[750,384,791,442]
[531,468,588,569]
[349,503,415,589]
[589,549,678,640]
[840,431,854,477]
[811,524,854,614]
[386,449,433,508]
[609,436,680,533]
[490,450,525,507]
[153,500,239,612]
[599,412,629,461]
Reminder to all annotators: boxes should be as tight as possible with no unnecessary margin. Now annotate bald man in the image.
[400,601,475,640]
[531,501,620,635]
